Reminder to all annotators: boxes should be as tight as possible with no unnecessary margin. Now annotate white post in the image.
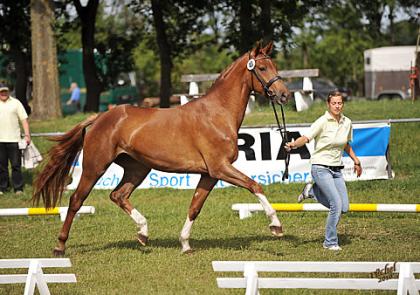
[244,263,259,295]
[189,82,199,95]
[397,263,418,295]
[24,260,37,295]
[239,208,253,220]
[246,94,255,115]
[24,260,51,295]
[295,77,314,112]
[34,262,50,295]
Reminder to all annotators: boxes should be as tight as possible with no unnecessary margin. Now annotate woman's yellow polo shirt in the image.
[304,111,353,167]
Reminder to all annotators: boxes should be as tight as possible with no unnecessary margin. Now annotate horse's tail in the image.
[32,114,99,209]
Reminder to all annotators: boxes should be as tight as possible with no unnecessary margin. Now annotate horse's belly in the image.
[129,143,207,174]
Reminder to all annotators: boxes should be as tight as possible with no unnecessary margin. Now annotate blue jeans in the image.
[310,164,349,247]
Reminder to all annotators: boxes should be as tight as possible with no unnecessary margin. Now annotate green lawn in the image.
[0,99,419,294]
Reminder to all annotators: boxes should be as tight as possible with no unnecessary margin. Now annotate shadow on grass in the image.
[70,232,356,255]
[74,234,322,254]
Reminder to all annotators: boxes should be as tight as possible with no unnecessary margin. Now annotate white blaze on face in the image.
[130,209,148,237]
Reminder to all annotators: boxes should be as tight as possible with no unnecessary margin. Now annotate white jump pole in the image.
[0,206,95,222]
[232,203,420,219]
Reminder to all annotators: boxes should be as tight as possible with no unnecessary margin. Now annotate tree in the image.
[94,4,143,90]
[151,0,172,108]
[134,0,208,108]
[30,0,62,119]
[73,0,103,112]
[0,0,32,115]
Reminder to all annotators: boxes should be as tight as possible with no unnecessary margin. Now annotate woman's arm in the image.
[285,136,309,151]
[344,143,362,177]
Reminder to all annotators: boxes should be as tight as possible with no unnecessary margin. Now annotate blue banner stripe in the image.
[344,126,390,157]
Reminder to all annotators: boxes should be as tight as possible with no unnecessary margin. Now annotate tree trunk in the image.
[239,1,254,54]
[259,0,273,45]
[74,0,103,112]
[11,46,31,115]
[388,4,395,44]
[30,0,62,120]
[151,0,171,108]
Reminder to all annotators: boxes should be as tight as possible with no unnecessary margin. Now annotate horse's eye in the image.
[259,66,266,71]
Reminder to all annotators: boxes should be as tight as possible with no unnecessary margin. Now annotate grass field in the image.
[1,99,419,294]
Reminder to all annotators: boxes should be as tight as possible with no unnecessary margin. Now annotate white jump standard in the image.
[232,203,420,219]
[0,206,95,222]
[0,258,76,295]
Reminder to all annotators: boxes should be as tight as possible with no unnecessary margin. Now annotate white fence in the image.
[212,261,420,295]
[0,258,76,295]
[180,69,319,112]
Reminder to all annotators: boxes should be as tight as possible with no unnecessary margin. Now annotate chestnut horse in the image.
[32,42,290,256]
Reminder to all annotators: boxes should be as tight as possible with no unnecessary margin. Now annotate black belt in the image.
[316,164,344,172]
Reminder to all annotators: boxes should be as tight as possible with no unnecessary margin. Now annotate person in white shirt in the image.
[285,91,362,251]
[0,83,31,195]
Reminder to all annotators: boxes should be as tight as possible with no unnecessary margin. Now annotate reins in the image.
[270,99,290,181]
[247,53,290,181]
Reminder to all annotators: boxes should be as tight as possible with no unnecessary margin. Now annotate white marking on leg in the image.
[130,208,148,237]
[179,216,194,252]
[256,193,281,227]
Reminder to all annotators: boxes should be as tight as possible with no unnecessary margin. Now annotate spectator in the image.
[285,91,362,251]
[0,82,31,195]
[66,82,81,111]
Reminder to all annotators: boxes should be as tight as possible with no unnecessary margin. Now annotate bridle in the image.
[247,53,291,181]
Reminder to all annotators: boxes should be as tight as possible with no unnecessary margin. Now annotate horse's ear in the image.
[262,41,274,55]
[250,41,262,57]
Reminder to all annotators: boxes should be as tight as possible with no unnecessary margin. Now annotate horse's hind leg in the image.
[210,163,283,237]
[54,169,103,256]
[180,174,217,253]
[110,155,151,246]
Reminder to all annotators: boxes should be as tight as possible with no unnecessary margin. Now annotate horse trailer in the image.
[364,46,416,99]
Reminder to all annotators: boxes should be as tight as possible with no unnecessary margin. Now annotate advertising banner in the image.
[67,122,392,190]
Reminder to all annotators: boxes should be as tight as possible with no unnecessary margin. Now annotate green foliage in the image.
[94,4,144,89]
[0,0,31,82]
[172,45,233,93]
[133,40,161,98]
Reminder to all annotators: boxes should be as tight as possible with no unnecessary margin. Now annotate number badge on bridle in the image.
[247,59,256,71]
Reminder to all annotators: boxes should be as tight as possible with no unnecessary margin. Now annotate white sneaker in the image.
[297,182,313,203]
[323,245,342,251]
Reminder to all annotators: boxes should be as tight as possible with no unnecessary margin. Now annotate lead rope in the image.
[270,99,290,181]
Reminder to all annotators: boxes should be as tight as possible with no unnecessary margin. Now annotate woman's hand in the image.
[284,141,295,152]
[354,161,362,177]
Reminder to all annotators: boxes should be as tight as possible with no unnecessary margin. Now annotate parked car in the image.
[286,78,352,101]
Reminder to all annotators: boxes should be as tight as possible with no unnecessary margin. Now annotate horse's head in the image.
[247,41,290,104]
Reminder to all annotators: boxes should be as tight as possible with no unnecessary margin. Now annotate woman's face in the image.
[327,95,343,117]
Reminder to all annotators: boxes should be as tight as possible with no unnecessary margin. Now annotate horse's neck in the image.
[206,58,251,129]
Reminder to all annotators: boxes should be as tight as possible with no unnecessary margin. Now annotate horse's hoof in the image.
[182,249,194,255]
[53,248,65,257]
[270,225,284,237]
[137,234,148,246]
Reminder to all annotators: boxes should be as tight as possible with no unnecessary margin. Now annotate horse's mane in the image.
[205,53,247,94]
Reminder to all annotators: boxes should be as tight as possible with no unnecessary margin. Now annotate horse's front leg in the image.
[211,162,283,237]
[180,174,217,254]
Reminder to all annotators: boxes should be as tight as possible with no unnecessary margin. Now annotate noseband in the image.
[247,54,290,181]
